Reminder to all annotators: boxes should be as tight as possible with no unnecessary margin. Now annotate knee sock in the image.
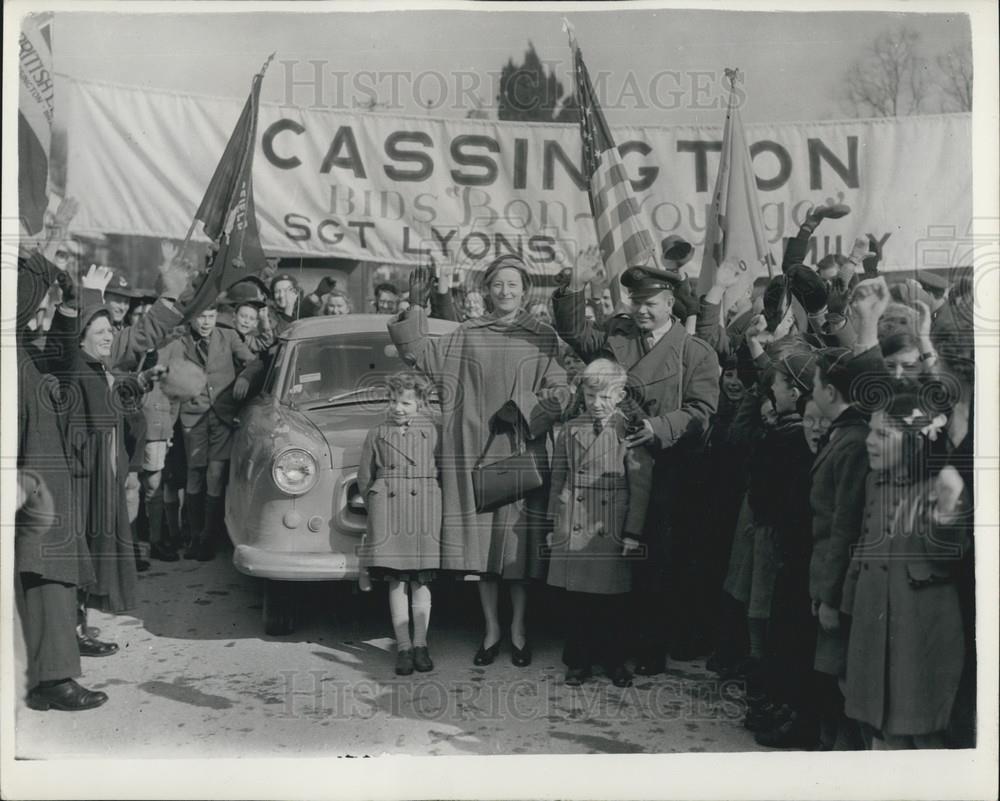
[388,580,411,650]
[748,617,767,660]
[410,583,431,648]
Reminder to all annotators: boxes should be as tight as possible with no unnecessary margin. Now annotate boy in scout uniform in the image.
[552,262,720,675]
[177,303,257,561]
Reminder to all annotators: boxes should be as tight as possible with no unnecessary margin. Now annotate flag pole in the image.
[172,52,276,274]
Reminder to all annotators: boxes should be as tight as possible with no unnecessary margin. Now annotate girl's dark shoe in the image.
[77,635,119,657]
[511,641,532,667]
[611,666,633,688]
[473,639,500,666]
[27,679,108,712]
[395,648,414,676]
[564,667,590,687]
[413,646,434,672]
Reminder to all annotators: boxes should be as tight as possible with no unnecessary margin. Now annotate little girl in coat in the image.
[843,381,970,749]
[358,371,442,676]
[547,359,653,688]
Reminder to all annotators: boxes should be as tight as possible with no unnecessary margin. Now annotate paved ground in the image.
[16,552,764,757]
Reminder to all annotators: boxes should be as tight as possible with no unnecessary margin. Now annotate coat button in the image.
[389,463,396,469]
[863,563,869,570]
[601,500,608,506]
[576,495,585,502]
[389,491,396,498]
[879,564,888,572]
[573,524,582,531]
[410,489,418,496]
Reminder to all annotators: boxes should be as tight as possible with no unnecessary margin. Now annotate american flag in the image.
[568,23,655,284]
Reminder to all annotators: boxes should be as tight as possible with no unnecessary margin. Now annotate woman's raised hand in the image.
[408,265,432,308]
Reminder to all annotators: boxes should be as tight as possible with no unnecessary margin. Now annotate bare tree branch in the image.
[843,26,930,117]
[937,45,973,112]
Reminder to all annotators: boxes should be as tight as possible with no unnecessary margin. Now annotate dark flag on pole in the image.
[181,54,274,322]
[564,20,654,297]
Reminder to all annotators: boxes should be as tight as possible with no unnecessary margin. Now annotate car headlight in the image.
[272,448,318,495]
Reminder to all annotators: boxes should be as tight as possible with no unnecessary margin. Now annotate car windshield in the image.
[281,333,405,409]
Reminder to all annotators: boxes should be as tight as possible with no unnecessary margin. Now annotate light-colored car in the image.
[226,313,457,634]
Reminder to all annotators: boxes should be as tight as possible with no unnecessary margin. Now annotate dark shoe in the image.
[745,702,792,733]
[77,635,119,657]
[511,641,532,668]
[413,646,434,673]
[150,542,179,562]
[611,666,633,688]
[634,658,666,676]
[395,648,414,676]
[183,541,199,560]
[27,679,108,712]
[135,558,150,572]
[473,639,501,666]
[564,667,590,687]
[754,711,819,750]
[195,538,216,562]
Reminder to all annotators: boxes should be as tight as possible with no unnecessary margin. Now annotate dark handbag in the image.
[472,421,547,514]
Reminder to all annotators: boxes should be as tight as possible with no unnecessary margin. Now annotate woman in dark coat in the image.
[45,293,142,614]
[388,255,571,667]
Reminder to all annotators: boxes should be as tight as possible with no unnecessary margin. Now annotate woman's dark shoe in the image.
[395,648,414,676]
[150,542,179,562]
[473,639,501,666]
[511,641,532,667]
[183,540,199,560]
[413,646,434,672]
[77,635,119,657]
[27,679,108,711]
[611,666,633,688]
[564,667,590,687]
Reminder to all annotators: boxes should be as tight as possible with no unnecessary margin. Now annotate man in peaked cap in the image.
[552,262,720,675]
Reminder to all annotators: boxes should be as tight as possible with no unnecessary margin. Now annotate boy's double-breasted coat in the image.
[547,411,653,595]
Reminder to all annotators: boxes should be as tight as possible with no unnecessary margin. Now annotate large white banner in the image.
[63,77,971,273]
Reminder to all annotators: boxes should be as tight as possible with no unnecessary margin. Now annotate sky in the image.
[48,5,973,127]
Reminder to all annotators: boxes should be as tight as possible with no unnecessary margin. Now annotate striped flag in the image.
[566,21,654,290]
[19,12,55,236]
[697,69,774,315]
[181,56,273,323]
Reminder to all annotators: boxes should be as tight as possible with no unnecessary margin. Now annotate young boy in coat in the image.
[547,359,653,688]
[808,347,871,749]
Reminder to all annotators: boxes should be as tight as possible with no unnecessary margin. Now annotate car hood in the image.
[301,405,385,470]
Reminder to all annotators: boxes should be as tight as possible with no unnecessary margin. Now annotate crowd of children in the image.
[352,218,975,755]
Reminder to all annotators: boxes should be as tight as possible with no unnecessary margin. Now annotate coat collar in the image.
[464,308,548,336]
[625,316,685,375]
[568,409,626,469]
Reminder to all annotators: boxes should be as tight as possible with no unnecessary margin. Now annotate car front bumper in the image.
[232,545,361,581]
